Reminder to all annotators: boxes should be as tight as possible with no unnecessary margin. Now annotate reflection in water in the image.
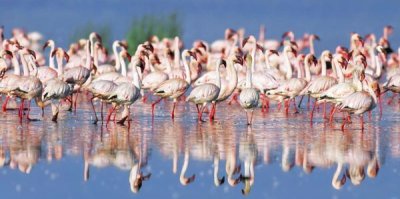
[0,102,397,196]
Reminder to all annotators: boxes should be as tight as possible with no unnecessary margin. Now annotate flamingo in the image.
[107,56,142,125]
[151,50,196,119]
[61,40,93,112]
[41,48,71,122]
[10,52,43,122]
[239,49,259,125]
[338,77,379,130]
[186,59,225,122]
[268,53,317,113]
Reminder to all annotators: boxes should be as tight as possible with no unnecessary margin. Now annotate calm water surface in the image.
[0,95,399,199]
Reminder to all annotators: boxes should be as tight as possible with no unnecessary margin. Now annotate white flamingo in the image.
[186,59,225,122]
[151,50,196,119]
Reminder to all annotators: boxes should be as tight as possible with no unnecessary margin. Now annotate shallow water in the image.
[0,94,399,199]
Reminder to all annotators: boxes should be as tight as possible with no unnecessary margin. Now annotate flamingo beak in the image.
[64,51,70,62]
[4,50,13,58]
[42,41,49,51]
[242,36,250,48]
[313,34,320,41]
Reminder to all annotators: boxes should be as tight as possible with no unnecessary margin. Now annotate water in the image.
[0,95,399,199]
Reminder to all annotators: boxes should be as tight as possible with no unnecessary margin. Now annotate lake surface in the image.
[0,94,399,199]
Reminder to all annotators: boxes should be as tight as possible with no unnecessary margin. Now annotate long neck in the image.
[369,47,376,70]
[90,36,95,57]
[27,56,38,77]
[19,53,30,76]
[11,50,20,75]
[120,54,127,77]
[56,56,64,76]
[132,62,141,89]
[147,57,155,72]
[309,37,315,55]
[296,59,303,79]
[304,59,311,82]
[216,63,221,88]
[182,54,191,84]
[93,46,99,69]
[180,150,191,185]
[321,58,327,76]
[174,38,180,68]
[228,62,238,90]
[49,44,55,69]
[84,43,91,70]
[113,43,121,71]
[334,59,345,83]
[375,54,382,78]
[332,162,345,189]
[284,50,292,79]
[352,71,363,91]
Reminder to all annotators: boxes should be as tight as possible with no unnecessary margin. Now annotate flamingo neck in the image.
[332,162,346,190]
[296,58,303,79]
[321,58,327,76]
[112,42,121,71]
[284,50,292,80]
[49,43,55,69]
[11,50,20,75]
[375,54,382,78]
[89,35,95,57]
[304,59,311,82]
[174,38,180,68]
[56,56,64,76]
[309,38,315,55]
[179,150,190,184]
[120,53,127,77]
[334,59,345,83]
[84,42,91,70]
[19,53,30,76]
[216,62,221,89]
[93,46,99,69]
[132,62,141,90]
[182,53,191,84]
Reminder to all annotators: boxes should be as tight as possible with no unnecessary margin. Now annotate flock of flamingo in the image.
[0,25,399,130]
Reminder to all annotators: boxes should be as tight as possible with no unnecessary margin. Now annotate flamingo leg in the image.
[90,97,98,124]
[171,101,177,119]
[26,100,32,121]
[329,106,336,123]
[298,95,304,109]
[360,115,364,130]
[378,94,383,119]
[209,102,217,120]
[100,102,104,122]
[198,105,206,122]
[151,98,163,117]
[307,95,310,110]
[67,93,73,112]
[196,104,200,114]
[2,96,9,112]
[106,106,116,125]
[341,113,347,131]
[292,98,299,113]
[74,92,79,114]
[19,99,25,123]
[323,102,327,119]
[310,100,317,123]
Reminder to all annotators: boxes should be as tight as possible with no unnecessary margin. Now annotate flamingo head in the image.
[351,33,364,48]
[42,40,55,51]
[378,38,393,54]
[89,32,102,44]
[367,160,380,178]
[224,28,237,40]
[51,48,69,63]
[282,31,295,41]
[241,35,256,48]
[346,166,365,186]
[310,34,320,41]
